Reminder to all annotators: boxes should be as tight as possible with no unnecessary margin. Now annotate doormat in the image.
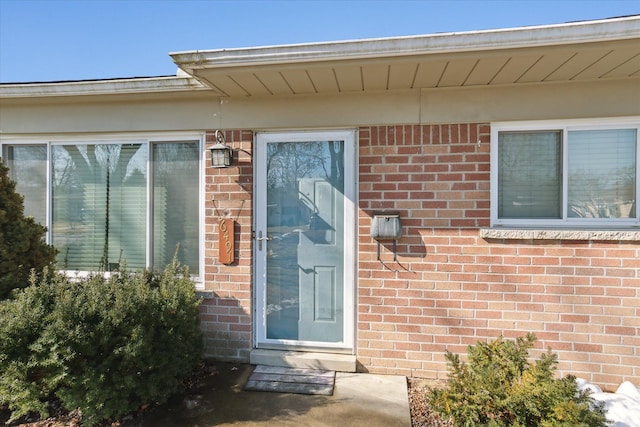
[244,365,335,396]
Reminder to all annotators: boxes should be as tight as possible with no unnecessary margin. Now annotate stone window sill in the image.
[196,290,216,299]
[480,229,640,242]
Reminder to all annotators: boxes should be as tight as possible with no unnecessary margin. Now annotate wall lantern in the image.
[210,130,234,168]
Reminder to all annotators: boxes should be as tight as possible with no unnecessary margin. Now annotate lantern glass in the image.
[210,143,233,168]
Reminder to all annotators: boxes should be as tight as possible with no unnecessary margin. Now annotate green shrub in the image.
[0,261,203,425]
[0,160,57,299]
[428,333,608,427]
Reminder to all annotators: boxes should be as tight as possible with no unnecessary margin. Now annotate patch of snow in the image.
[577,379,640,427]
[577,378,603,394]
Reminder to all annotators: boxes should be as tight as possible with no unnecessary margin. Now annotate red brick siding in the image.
[201,130,253,361]
[357,124,640,391]
[202,125,640,391]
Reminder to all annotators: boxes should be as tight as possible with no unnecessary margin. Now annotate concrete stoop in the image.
[250,349,357,372]
[140,361,411,426]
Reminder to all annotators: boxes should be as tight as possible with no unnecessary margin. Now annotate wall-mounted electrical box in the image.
[371,213,402,240]
[370,213,402,262]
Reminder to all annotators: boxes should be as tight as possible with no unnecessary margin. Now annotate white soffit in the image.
[170,16,640,97]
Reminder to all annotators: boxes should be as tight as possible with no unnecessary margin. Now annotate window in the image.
[4,145,48,226]
[498,131,562,219]
[2,135,202,274]
[492,119,640,228]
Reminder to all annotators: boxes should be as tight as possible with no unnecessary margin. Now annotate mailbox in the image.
[371,214,402,240]
[370,213,401,262]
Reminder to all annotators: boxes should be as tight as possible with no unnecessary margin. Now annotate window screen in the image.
[4,145,48,226]
[568,129,636,219]
[152,142,199,272]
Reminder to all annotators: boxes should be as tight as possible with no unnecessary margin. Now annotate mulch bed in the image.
[407,378,453,427]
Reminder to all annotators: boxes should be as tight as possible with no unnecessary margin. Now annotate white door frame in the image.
[254,129,356,352]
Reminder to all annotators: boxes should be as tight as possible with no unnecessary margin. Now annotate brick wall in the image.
[357,124,640,391]
[201,125,640,391]
[200,130,254,361]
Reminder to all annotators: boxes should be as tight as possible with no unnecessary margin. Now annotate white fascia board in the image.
[0,75,208,98]
[171,16,640,71]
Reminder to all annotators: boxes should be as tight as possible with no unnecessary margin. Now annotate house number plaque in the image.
[218,218,235,265]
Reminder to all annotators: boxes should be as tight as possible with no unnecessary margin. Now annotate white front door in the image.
[255,130,356,351]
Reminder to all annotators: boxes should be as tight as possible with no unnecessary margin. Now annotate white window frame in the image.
[0,132,205,287]
[491,117,640,229]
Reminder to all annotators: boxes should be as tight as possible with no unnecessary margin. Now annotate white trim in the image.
[254,129,357,352]
[0,131,205,143]
[197,134,206,290]
[171,16,640,71]
[254,138,268,346]
[146,142,153,270]
[46,144,52,245]
[491,117,640,229]
[0,76,208,98]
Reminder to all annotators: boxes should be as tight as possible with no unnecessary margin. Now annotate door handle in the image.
[256,231,272,251]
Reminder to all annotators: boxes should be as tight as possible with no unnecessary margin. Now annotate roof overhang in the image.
[170,15,640,97]
[1,16,638,100]
[0,75,208,99]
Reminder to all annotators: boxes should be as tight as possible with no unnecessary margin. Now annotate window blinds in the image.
[498,131,562,219]
[52,144,147,271]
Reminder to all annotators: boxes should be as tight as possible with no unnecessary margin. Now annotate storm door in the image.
[255,130,355,351]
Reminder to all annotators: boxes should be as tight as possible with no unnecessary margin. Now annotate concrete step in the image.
[250,349,357,372]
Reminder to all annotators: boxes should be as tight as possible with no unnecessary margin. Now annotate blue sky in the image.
[0,0,638,83]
